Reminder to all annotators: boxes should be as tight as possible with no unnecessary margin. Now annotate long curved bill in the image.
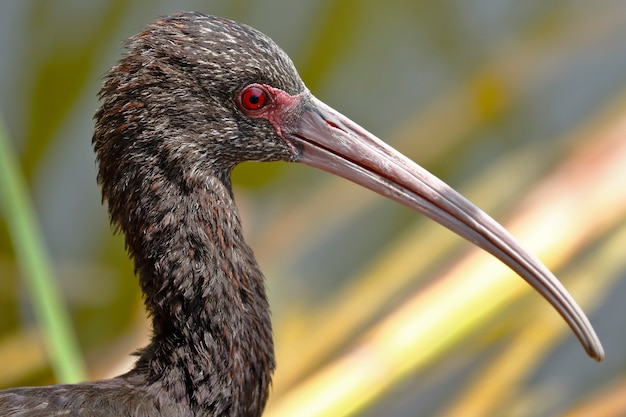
[286,95,604,361]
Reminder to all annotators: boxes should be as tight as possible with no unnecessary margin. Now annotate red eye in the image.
[239,85,269,111]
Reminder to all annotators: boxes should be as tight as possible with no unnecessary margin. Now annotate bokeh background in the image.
[1,1,626,416]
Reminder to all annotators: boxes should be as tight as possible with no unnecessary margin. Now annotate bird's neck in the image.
[122,176,274,416]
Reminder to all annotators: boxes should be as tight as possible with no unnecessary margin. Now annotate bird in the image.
[0,11,604,417]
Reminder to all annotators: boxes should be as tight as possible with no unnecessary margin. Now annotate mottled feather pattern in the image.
[1,12,301,417]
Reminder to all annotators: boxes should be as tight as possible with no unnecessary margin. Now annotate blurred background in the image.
[1,1,626,416]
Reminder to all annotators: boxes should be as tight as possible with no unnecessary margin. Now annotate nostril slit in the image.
[326,120,341,130]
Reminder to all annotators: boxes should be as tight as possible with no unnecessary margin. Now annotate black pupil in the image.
[249,94,260,104]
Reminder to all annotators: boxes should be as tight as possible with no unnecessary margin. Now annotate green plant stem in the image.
[0,113,86,383]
